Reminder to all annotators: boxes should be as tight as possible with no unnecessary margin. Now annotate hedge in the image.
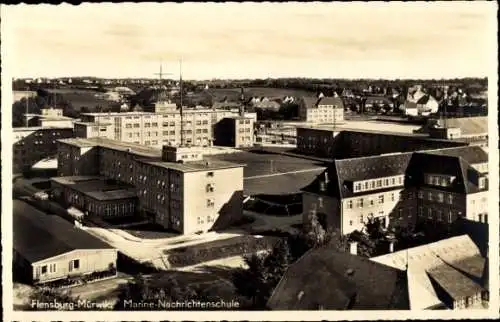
[166,236,280,268]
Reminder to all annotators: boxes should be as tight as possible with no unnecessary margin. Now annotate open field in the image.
[207,87,314,101]
[51,88,116,111]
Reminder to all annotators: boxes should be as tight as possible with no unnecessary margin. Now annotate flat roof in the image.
[13,126,73,132]
[58,138,245,172]
[13,200,114,263]
[138,158,245,173]
[51,176,137,201]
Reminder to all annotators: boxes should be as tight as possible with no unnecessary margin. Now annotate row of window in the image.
[197,215,216,225]
[354,176,404,193]
[425,174,454,187]
[238,120,252,125]
[238,128,252,133]
[418,191,454,204]
[40,259,79,275]
[417,206,458,223]
[346,192,405,209]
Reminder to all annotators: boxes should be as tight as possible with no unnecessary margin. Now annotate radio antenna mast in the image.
[179,58,184,146]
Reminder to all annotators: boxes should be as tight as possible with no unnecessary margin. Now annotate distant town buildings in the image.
[401,86,439,117]
[56,138,245,234]
[298,96,345,124]
[301,145,489,235]
[415,116,488,148]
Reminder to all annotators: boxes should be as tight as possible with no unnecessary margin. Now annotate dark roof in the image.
[423,146,488,165]
[301,96,320,109]
[406,153,469,194]
[416,95,430,105]
[317,96,344,108]
[427,263,484,300]
[267,249,410,310]
[13,200,114,263]
[302,146,487,198]
[302,153,412,198]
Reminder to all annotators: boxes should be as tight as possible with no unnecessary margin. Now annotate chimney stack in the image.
[389,240,395,253]
[324,172,329,184]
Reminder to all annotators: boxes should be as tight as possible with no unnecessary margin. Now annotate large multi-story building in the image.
[25,108,75,128]
[301,145,489,235]
[298,96,345,124]
[13,126,74,174]
[214,115,255,148]
[296,126,467,159]
[56,138,245,234]
[74,108,257,149]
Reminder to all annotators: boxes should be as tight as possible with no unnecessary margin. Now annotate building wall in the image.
[183,167,244,234]
[296,127,341,157]
[32,249,117,284]
[77,110,257,149]
[296,129,468,159]
[13,127,74,173]
[57,144,99,177]
[416,189,467,224]
[39,119,74,128]
[305,106,344,124]
[234,118,255,148]
[466,191,488,223]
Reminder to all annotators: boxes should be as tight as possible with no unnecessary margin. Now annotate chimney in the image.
[324,172,329,184]
[389,240,395,253]
[349,242,358,255]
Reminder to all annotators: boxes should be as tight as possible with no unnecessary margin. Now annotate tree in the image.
[304,209,327,248]
[232,253,268,308]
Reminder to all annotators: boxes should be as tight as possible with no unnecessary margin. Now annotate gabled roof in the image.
[14,200,114,263]
[302,153,413,198]
[372,235,487,309]
[422,146,488,165]
[406,153,469,194]
[267,249,410,310]
[301,96,320,109]
[317,96,344,108]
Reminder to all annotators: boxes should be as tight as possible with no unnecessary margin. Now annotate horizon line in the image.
[13,75,489,82]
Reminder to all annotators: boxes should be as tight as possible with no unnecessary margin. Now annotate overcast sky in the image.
[3,2,497,80]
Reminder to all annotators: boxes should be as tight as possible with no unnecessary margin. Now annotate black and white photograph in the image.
[1,1,498,320]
